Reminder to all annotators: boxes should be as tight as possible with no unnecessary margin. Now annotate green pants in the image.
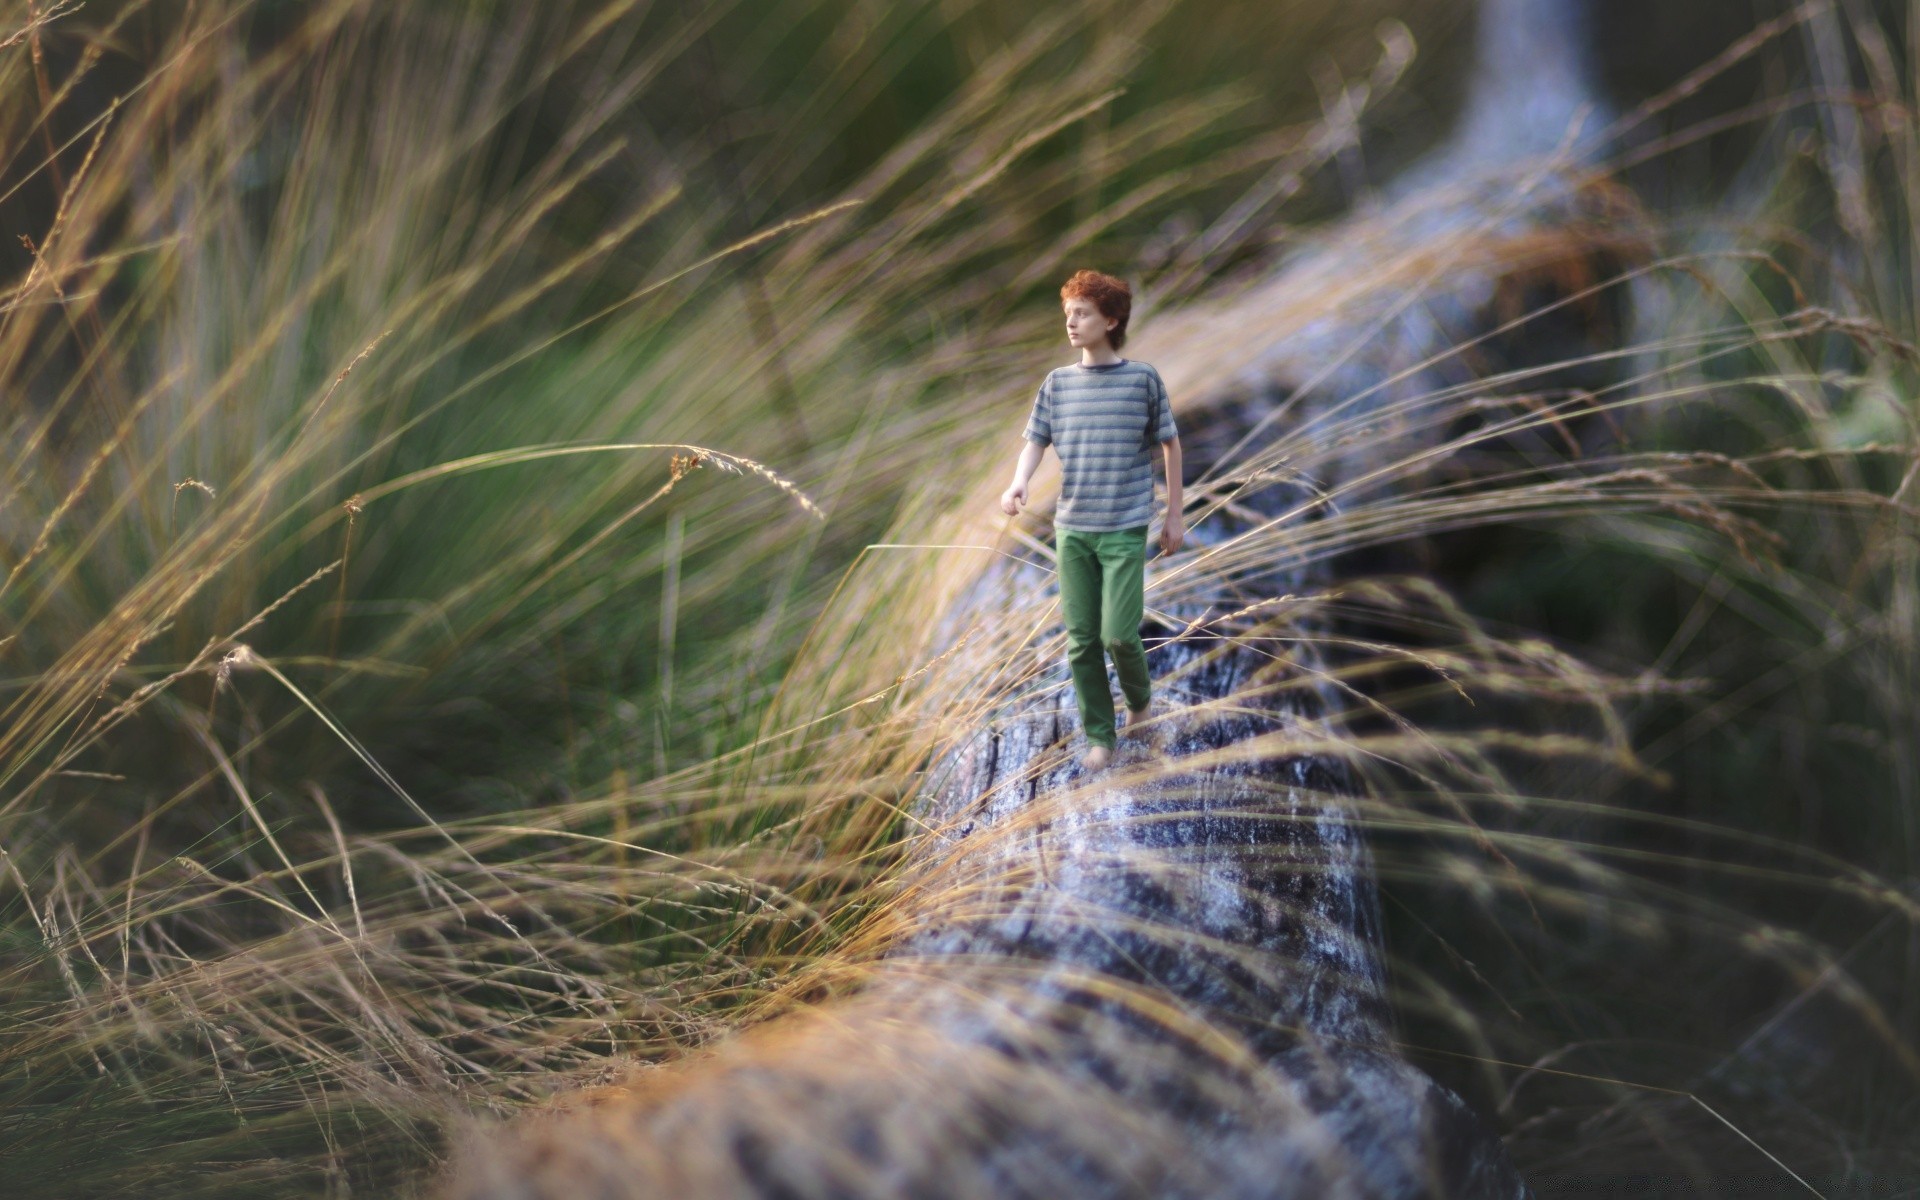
[1055,524,1152,750]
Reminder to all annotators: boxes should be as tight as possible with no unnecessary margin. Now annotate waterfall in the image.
[1454,0,1605,163]
[1395,0,1608,200]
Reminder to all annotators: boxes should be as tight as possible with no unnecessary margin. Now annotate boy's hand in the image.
[1157,510,1185,556]
[1000,483,1028,516]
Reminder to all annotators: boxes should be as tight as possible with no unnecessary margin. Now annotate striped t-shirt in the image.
[1023,358,1178,532]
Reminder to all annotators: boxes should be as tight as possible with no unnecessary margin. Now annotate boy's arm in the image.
[1001,438,1046,516]
[1012,438,1046,490]
[1151,367,1184,553]
[1158,434,1184,553]
[1160,434,1182,517]
[1003,375,1052,516]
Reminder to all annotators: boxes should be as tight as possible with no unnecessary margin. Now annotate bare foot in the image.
[1123,704,1157,748]
[1081,744,1112,772]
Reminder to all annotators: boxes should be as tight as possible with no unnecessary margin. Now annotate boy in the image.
[1000,269,1184,773]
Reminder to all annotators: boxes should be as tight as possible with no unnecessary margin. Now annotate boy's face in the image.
[1063,296,1117,350]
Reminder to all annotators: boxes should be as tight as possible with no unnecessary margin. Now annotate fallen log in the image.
[442,3,1640,1194]
[437,185,1648,1199]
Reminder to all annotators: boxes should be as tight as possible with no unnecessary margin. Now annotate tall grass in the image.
[0,0,1914,1196]
[0,0,1461,1193]
[1332,5,1920,1183]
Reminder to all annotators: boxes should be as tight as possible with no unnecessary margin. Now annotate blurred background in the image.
[1,0,1915,1195]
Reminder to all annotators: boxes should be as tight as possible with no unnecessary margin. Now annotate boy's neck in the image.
[1078,341,1123,367]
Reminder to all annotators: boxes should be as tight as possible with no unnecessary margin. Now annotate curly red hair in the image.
[1060,269,1131,351]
